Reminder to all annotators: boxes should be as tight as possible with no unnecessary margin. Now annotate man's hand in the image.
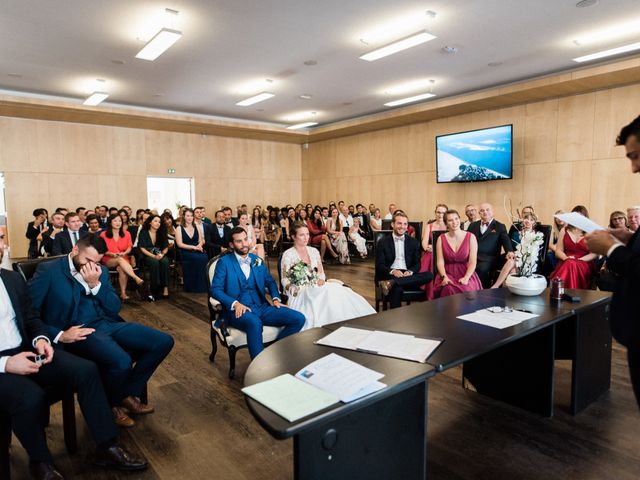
[234,302,252,318]
[317,279,326,286]
[585,230,618,256]
[59,326,95,343]
[391,269,404,278]
[34,339,54,364]
[273,299,288,309]
[402,270,413,277]
[608,227,633,245]
[80,262,102,288]
[5,352,40,375]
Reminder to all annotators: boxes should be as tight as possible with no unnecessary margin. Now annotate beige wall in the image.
[302,83,640,228]
[0,117,301,257]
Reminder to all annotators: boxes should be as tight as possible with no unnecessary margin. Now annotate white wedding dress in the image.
[280,247,376,330]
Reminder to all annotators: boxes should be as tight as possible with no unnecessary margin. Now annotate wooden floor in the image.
[8,257,640,479]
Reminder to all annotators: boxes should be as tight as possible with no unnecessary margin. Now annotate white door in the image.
[146,177,194,218]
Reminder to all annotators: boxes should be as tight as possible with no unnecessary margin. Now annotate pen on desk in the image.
[513,308,533,313]
[356,348,378,355]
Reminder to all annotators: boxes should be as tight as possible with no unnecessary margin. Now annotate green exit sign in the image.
[167,168,176,174]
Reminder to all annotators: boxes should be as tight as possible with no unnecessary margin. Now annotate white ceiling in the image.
[1,0,639,128]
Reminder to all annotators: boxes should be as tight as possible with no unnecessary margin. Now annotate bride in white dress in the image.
[280,222,376,330]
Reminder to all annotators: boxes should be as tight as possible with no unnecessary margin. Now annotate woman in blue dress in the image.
[175,208,208,293]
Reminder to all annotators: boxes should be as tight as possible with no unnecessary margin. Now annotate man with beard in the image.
[27,234,174,428]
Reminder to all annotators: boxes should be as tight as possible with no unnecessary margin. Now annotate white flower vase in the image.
[505,274,547,296]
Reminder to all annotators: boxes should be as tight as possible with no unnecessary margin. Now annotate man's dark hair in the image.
[393,210,409,222]
[100,205,108,210]
[86,214,99,223]
[229,226,247,243]
[222,206,232,213]
[76,233,107,254]
[617,114,640,146]
[75,207,86,213]
[33,208,47,217]
[194,206,204,211]
[54,207,67,213]
[64,212,80,223]
[215,209,224,216]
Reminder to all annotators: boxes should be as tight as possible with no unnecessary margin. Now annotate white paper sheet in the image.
[315,326,374,350]
[457,308,538,329]
[242,374,339,422]
[295,353,385,403]
[554,212,605,234]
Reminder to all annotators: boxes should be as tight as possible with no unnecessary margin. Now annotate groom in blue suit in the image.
[211,227,305,358]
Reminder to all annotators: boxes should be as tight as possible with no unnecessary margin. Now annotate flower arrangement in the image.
[514,230,544,277]
[285,261,318,295]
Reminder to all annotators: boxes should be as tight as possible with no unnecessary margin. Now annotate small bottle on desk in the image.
[550,277,564,300]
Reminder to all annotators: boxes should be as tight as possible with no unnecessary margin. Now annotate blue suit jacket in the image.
[210,252,281,323]
[27,257,123,339]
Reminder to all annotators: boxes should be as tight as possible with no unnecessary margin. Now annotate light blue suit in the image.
[210,252,305,358]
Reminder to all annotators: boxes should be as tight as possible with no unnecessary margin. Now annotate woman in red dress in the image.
[420,204,448,299]
[549,206,597,289]
[100,214,145,300]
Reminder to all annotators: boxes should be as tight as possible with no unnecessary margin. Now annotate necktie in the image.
[73,231,79,245]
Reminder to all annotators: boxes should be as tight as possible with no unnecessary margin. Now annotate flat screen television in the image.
[436,124,513,183]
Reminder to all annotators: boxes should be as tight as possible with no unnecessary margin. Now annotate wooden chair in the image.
[207,255,283,379]
[373,231,426,311]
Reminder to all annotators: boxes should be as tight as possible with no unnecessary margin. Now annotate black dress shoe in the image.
[136,282,155,302]
[94,444,148,471]
[29,462,64,480]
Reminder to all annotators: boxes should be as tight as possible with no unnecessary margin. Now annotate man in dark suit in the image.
[375,212,433,309]
[25,208,48,258]
[467,203,514,287]
[586,114,640,408]
[0,239,147,479]
[355,204,372,239]
[222,206,239,227]
[40,212,66,257]
[206,209,231,256]
[211,227,305,359]
[51,212,87,256]
[28,234,174,428]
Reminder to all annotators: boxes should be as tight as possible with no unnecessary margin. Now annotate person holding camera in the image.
[137,214,171,299]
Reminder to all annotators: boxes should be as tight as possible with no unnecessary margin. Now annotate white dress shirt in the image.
[390,234,407,271]
[339,213,353,228]
[480,219,493,235]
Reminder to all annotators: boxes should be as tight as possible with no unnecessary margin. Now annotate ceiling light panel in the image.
[135,28,182,61]
[360,31,436,61]
[382,78,437,96]
[286,122,318,130]
[282,111,319,122]
[236,92,275,106]
[573,41,640,62]
[357,10,438,45]
[384,92,436,107]
[572,19,640,46]
[83,92,109,106]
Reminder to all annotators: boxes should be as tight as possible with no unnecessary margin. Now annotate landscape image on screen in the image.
[436,125,512,183]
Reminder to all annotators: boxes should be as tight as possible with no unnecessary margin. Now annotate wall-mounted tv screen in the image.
[436,124,513,183]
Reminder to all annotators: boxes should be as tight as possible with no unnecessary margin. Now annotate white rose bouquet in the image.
[515,230,544,277]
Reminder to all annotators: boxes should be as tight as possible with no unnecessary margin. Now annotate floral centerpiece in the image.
[506,229,547,296]
[285,261,318,296]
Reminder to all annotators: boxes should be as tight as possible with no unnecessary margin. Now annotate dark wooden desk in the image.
[244,328,435,480]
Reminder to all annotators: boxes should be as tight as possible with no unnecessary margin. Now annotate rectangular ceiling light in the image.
[384,92,436,107]
[135,28,182,61]
[573,41,640,63]
[360,31,436,62]
[236,92,275,106]
[286,122,318,130]
[83,92,109,106]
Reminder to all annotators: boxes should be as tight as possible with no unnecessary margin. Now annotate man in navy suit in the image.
[0,237,147,479]
[375,211,433,309]
[586,114,640,408]
[467,203,514,287]
[206,210,232,257]
[51,212,87,256]
[210,227,305,359]
[28,234,174,428]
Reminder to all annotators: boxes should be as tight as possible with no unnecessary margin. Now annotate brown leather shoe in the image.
[28,462,64,480]
[112,407,135,427]
[122,395,155,414]
[94,444,148,471]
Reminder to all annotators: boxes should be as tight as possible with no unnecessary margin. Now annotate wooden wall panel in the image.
[592,84,640,160]
[556,93,595,163]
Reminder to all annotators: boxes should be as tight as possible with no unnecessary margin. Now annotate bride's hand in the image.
[317,279,325,286]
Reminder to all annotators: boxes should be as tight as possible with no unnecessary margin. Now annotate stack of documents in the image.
[457,307,538,329]
[316,326,442,363]
[242,353,385,422]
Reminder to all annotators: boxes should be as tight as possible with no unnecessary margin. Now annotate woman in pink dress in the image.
[433,209,483,298]
[420,204,448,299]
[549,206,597,289]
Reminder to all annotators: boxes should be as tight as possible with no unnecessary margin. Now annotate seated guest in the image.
[492,212,540,288]
[222,206,238,227]
[100,214,146,301]
[175,208,209,293]
[433,209,482,298]
[40,212,66,256]
[384,203,397,220]
[508,205,535,237]
[461,204,479,230]
[467,202,514,287]
[549,205,597,289]
[207,209,231,256]
[348,218,368,258]
[627,206,640,232]
[545,209,565,274]
[97,205,109,228]
[26,208,48,258]
[280,222,372,329]
[210,227,305,359]
[339,205,354,238]
[118,209,139,247]
[262,208,282,252]
[308,208,336,260]
[420,204,448,299]
[376,211,434,309]
[280,207,296,242]
[251,207,263,244]
[609,210,628,230]
[161,211,177,253]
[86,213,103,234]
[354,204,371,239]
[370,208,383,232]
[0,242,148,478]
[239,212,265,259]
[28,234,174,428]
[137,215,170,298]
[52,212,87,256]
[326,207,350,264]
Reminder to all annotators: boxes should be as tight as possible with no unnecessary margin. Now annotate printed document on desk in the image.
[242,374,339,422]
[296,353,386,403]
[457,308,538,329]
[316,326,442,363]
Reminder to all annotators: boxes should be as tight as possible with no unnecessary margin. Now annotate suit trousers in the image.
[476,258,498,288]
[66,320,174,406]
[386,271,434,309]
[0,348,118,463]
[628,346,640,409]
[228,302,305,359]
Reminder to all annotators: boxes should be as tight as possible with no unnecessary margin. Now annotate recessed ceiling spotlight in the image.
[152,93,164,97]
[111,59,125,65]
[256,108,264,112]
[7,73,22,78]
[441,46,458,54]
[342,102,352,106]
[304,60,318,66]
[488,61,503,67]
[576,0,599,7]
[299,94,313,100]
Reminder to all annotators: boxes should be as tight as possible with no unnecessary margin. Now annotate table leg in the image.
[294,381,428,480]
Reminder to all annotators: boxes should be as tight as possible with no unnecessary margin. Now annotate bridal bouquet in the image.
[285,261,319,296]
[515,230,544,277]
